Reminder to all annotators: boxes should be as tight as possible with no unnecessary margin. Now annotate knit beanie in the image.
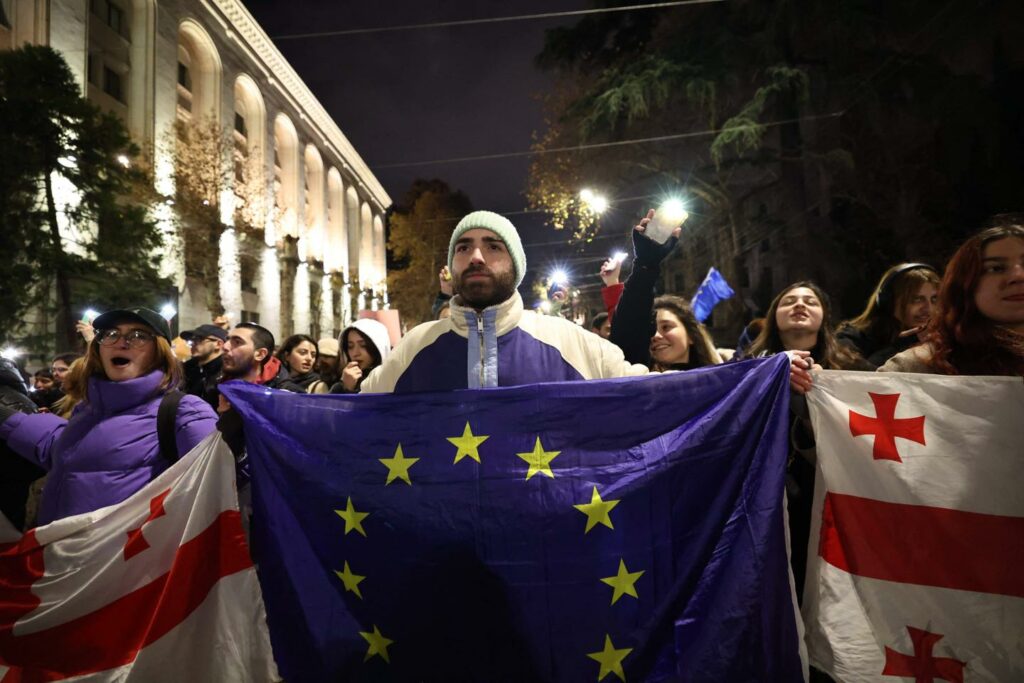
[447,211,526,288]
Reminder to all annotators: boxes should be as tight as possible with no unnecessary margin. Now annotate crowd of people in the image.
[1,209,1021,576]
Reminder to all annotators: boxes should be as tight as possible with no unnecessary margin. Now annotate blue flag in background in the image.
[221,355,802,682]
[691,267,735,322]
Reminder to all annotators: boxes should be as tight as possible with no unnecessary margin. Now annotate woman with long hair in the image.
[746,280,869,377]
[837,263,941,367]
[609,210,722,372]
[744,281,869,602]
[0,308,217,525]
[648,296,722,371]
[332,319,392,393]
[881,217,1024,375]
[275,334,321,392]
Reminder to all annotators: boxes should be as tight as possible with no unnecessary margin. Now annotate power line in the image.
[373,112,842,169]
[270,0,724,41]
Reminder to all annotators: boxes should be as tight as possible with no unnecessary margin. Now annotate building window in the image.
[241,310,260,324]
[106,2,123,34]
[234,112,247,137]
[103,66,124,102]
[87,55,96,85]
[177,62,191,90]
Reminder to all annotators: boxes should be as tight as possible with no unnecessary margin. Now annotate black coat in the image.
[183,354,224,409]
[0,359,46,530]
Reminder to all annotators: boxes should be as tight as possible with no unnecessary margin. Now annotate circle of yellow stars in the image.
[329,421,642,676]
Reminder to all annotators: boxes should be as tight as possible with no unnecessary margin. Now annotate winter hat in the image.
[447,211,526,288]
[339,319,392,367]
[317,338,340,357]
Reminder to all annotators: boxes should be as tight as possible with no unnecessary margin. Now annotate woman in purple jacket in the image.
[0,308,217,526]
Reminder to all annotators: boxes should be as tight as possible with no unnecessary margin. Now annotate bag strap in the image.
[158,390,185,463]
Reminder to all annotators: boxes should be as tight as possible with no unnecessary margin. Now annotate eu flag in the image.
[691,267,735,323]
[220,355,802,682]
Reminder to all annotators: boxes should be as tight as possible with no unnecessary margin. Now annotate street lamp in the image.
[116,154,130,168]
[579,188,609,214]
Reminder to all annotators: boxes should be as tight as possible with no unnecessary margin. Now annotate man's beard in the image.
[456,266,517,309]
[220,353,256,379]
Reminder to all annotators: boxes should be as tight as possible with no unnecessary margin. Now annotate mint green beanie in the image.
[447,211,526,288]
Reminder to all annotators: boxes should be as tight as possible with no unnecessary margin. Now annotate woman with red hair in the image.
[880,215,1024,375]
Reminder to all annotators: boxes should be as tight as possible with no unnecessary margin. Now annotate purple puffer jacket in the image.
[0,370,217,525]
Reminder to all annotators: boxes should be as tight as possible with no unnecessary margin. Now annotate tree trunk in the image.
[44,169,77,349]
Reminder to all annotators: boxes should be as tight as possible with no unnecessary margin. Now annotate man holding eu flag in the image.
[361,211,649,393]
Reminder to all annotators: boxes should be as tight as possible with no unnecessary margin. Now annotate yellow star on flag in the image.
[573,486,620,533]
[517,437,560,480]
[587,634,632,682]
[600,559,645,605]
[334,561,366,599]
[379,444,420,485]
[359,624,394,663]
[334,496,369,537]
[447,422,489,464]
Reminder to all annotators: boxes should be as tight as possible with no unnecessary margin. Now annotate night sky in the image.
[240,0,629,301]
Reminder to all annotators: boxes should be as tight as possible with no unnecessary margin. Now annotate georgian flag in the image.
[0,434,279,682]
[803,371,1024,682]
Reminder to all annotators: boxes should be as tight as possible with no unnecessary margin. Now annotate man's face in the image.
[190,336,224,363]
[221,327,267,379]
[451,228,517,309]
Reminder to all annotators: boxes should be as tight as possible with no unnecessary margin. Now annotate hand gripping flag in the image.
[690,267,735,323]
[0,434,279,682]
[219,354,804,682]
[803,371,1024,682]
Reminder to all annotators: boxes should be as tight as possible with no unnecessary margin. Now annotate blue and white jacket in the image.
[361,292,649,393]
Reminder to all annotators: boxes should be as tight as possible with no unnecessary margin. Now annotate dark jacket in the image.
[836,324,918,369]
[0,359,45,530]
[183,354,223,408]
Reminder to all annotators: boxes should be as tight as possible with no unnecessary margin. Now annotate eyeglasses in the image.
[96,329,156,348]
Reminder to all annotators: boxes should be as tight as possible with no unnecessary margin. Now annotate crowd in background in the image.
[1,210,1021,546]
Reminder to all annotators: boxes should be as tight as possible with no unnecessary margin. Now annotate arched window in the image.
[177,20,221,121]
[303,145,325,262]
[345,186,360,277]
[326,169,347,274]
[273,114,300,239]
[373,214,386,289]
[359,201,375,287]
[233,75,266,228]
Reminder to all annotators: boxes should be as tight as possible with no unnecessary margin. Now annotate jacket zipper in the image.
[477,315,485,386]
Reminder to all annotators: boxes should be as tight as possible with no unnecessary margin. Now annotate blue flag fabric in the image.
[691,267,735,322]
[220,355,802,682]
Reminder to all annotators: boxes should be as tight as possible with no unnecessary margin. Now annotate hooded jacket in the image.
[361,291,648,394]
[331,319,393,393]
[0,370,217,525]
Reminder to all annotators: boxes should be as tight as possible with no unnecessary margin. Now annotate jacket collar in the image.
[449,291,524,337]
[86,370,165,414]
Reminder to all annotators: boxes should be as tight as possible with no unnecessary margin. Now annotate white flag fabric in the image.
[0,434,279,682]
[803,370,1024,682]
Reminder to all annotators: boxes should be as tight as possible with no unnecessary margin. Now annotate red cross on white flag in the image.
[804,372,1024,682]
[0,434,279,682]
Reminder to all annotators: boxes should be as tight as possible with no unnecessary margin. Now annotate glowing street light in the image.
[159,304,177,321]
[579,188,609,214]
[116,154,130,168]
